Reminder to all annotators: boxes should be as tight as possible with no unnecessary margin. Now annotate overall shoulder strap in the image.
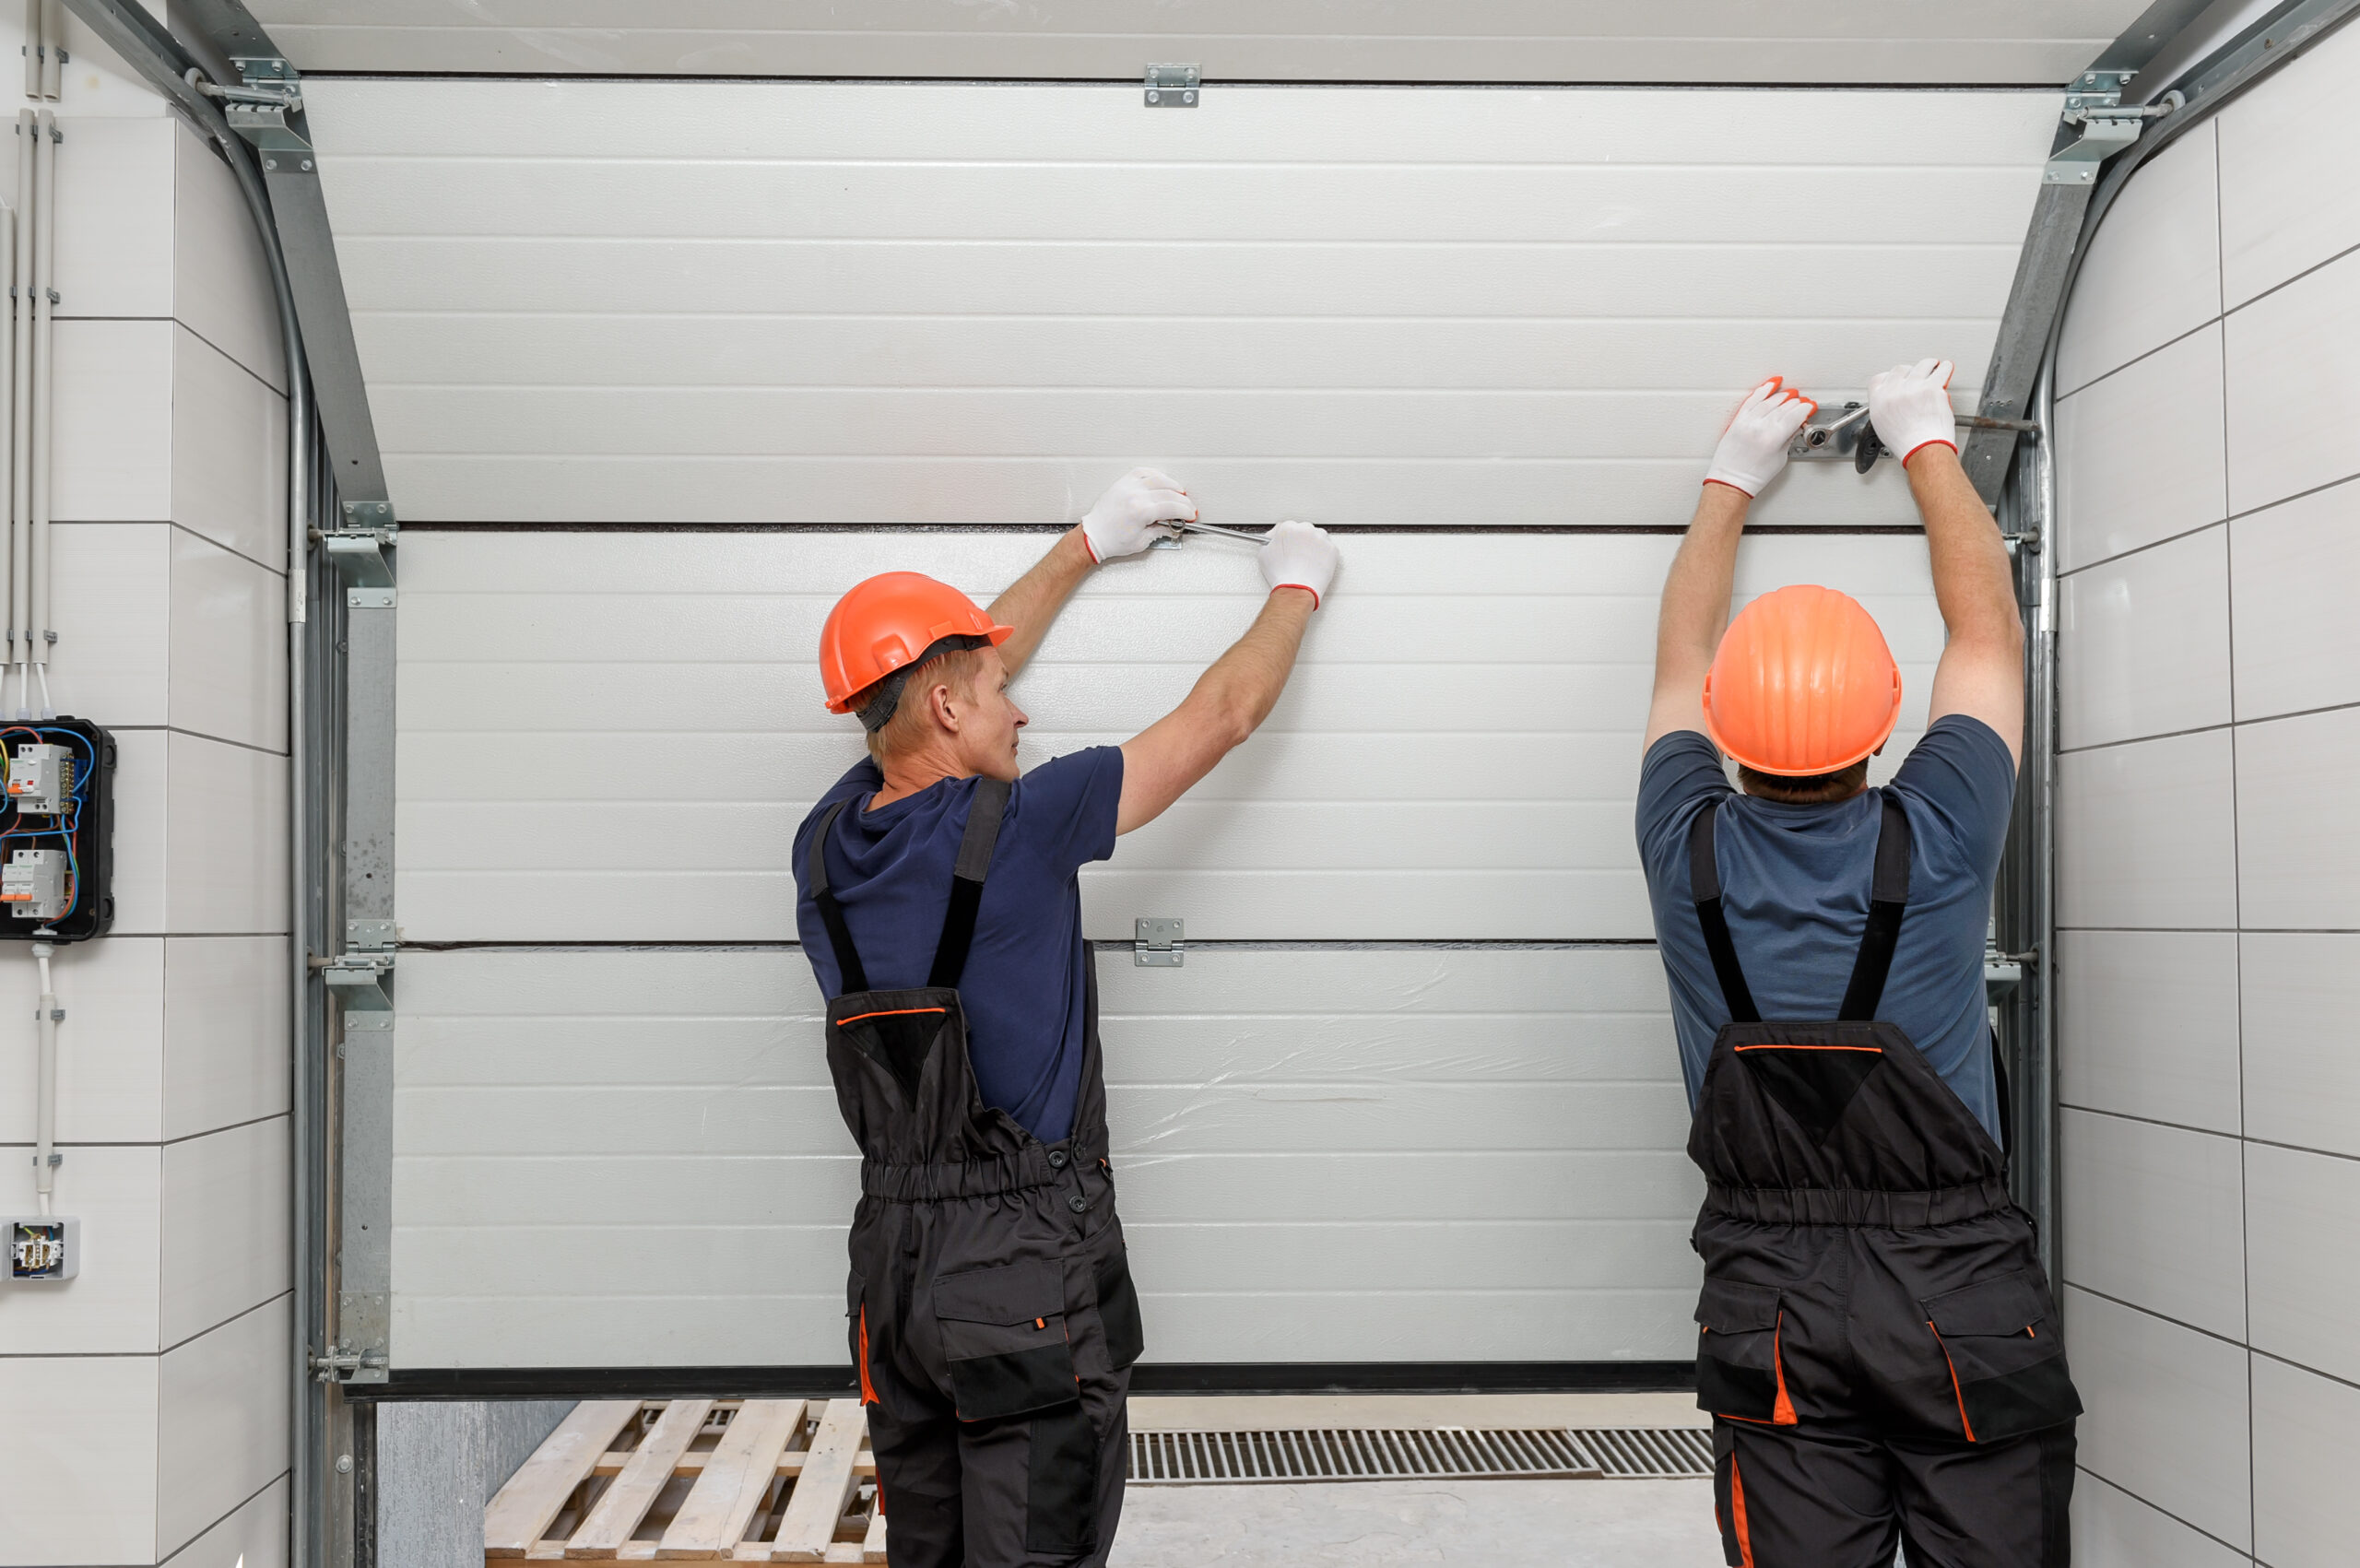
[807,799,868,995]
[1837,794,1914,1020]
[1687,797,1762,1024]
[928,775,1012,988]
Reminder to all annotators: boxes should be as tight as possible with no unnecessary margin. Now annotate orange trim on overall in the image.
[837,1007,949,1027]
[1730,1455,1758,1568]
[1732,1043,1885,1054]
[1772,1313,1797,1424]
[857,1304,879,1407]
[1929,1322,1976,1441]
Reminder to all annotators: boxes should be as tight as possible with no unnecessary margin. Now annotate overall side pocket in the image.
[933,1260,1079,1421]
[1921,1270,2082,1443]
[1694,1279,1796,1425]
[1092,1246,1146,1373]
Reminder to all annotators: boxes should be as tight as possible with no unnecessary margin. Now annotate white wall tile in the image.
[168,525,288,754]
[111,725,166,936]
[163,935,291,1142]
[2247,1142,2360,1385]
[0,1354,157,1564]
[156,1294,290,1562]
[0,1142,159,1354]
[2231,478,2360,722]
[53,115,174,320]
[52,522,169,726]
[2071,1472,2251,1568]
[2251,1351,2360,1568]
[2061,1110,2246,1340]
[170,1474,289,1568]
[2066,1286,2251,1551]
[171,324,289,568]
[53,317,171,522]
[2059,524,2230,751]
[172,124,286,394]
[2057,728,2237,930]
[2224,246,2360,516]
[2236,705,2360,930]
[0,934,162,1144]
[2243,932,2360,1158]
[2217,15,2360,307]
[2055,322,2226,573]
[2058,122,2221,395]
[160,1116,290,1349]
[54,10,180,119]
[2058,930,2240,1135]
[163,731,288,936]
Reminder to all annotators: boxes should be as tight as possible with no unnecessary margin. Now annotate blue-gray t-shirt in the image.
[1635,716,2015,1143]
[793,748,1123,1146]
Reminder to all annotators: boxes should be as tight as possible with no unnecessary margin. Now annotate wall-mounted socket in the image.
[6,1216,77,1280]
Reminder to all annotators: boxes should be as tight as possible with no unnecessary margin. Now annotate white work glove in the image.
[1080,467,1198,562]
[1704,377,1818,497]
[1868,358,1960,467]
[1259,520,1339,608]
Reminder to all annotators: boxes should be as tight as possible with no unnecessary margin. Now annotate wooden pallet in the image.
[485,1398,887,1562]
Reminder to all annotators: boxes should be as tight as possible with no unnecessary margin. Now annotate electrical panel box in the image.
[1,849,64,921]
[6,742,69,815]
[6,1216,77,1281]
[0,718,112,942]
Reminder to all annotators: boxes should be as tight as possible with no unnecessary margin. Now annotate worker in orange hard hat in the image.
[1636,364,2079,1568]
[795,469,1339,1568]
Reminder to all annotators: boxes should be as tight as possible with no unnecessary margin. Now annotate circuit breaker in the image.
[5,1216,76,1280]
[1,849,64,921]
[0,719,112,941]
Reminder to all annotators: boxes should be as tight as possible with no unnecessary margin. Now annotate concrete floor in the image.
[1110,1393,1720,1566]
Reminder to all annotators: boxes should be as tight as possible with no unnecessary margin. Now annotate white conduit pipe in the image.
[30,108,52,718]
[10,109,29,719]
[19,3,36,101]
[30,938,53,1214]
[38,0,59,103]
[0,196,14,696]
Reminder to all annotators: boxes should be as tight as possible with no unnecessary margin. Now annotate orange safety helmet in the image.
[1702,584,1902,777]
[819,572,1014,729]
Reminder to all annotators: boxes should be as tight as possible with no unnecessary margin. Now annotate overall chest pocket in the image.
[1694,1279,1796,1424]
[934,1261,1078,1421]
[1921,1271,2083,1442]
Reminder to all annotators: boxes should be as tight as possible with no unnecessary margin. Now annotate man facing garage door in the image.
[1637,364,2082,1567]
[793,469,1339,1568]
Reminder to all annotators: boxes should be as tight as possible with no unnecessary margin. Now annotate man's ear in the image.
[924,679,961,734]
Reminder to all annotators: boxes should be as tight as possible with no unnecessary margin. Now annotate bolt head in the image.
[301,159,313,171]
[335,1454,354,1474]
[1183,90,1197,103]
[263,158,277,170]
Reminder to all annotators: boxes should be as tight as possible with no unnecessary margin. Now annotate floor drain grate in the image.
[1570,1427,1716,1479]
[1128,1428,1607,1484]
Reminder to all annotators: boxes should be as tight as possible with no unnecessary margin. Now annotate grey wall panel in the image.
[255,1,2140,85]
[394,530,1941,944]
[304,79,2055,526]
[389,945,1704,1368]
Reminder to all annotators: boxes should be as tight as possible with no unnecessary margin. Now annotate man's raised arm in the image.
[1866,360,2026,766]
[989,468,1198,677]
[1116,522,1339,834]
[1644,377,1818,752]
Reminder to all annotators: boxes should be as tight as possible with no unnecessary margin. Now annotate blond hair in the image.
[854,646,989,766]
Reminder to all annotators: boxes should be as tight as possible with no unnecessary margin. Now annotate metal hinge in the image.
[2045,71,2180,184]
[325,501,399,607]
[324,918,395,1017]
[1145,64,1199,108]
[1135,917,1184,967]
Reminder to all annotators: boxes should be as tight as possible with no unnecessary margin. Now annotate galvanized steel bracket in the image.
[325,501,398,607]
[1135,917,1185,967]
[2045,70,2143,183]
[1145,64,1199,108]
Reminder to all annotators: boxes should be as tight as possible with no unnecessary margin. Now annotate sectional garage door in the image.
[312,78,2056,1372]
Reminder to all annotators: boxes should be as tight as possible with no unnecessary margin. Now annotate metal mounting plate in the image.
[1145,64,1199,108]
[1135,916,1185,966]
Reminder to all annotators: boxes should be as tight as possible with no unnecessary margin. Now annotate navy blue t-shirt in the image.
[1635,716,2015,1143]
[792,748,1123,1146]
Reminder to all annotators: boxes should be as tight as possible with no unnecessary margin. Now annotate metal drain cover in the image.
[1127,1426,1714,1484]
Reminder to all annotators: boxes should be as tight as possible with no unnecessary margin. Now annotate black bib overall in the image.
[808,779,1144,1568]
[1684,796,2082,1568]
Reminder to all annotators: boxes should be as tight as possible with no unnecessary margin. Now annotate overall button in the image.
[1047,1149,1068,1170]
[1068,1195,1088,1214]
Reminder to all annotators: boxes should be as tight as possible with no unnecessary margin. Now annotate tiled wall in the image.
[0,18,291,1568]
[2054,22,2360,1568]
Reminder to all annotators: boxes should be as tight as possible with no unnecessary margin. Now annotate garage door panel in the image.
[392,946,1704,1365]
[1143,1291,1696,1362]
[312,78,2059,169]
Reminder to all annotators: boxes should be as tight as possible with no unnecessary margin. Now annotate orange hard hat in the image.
[1702,584,1902,776]
[819,572,1013,726]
